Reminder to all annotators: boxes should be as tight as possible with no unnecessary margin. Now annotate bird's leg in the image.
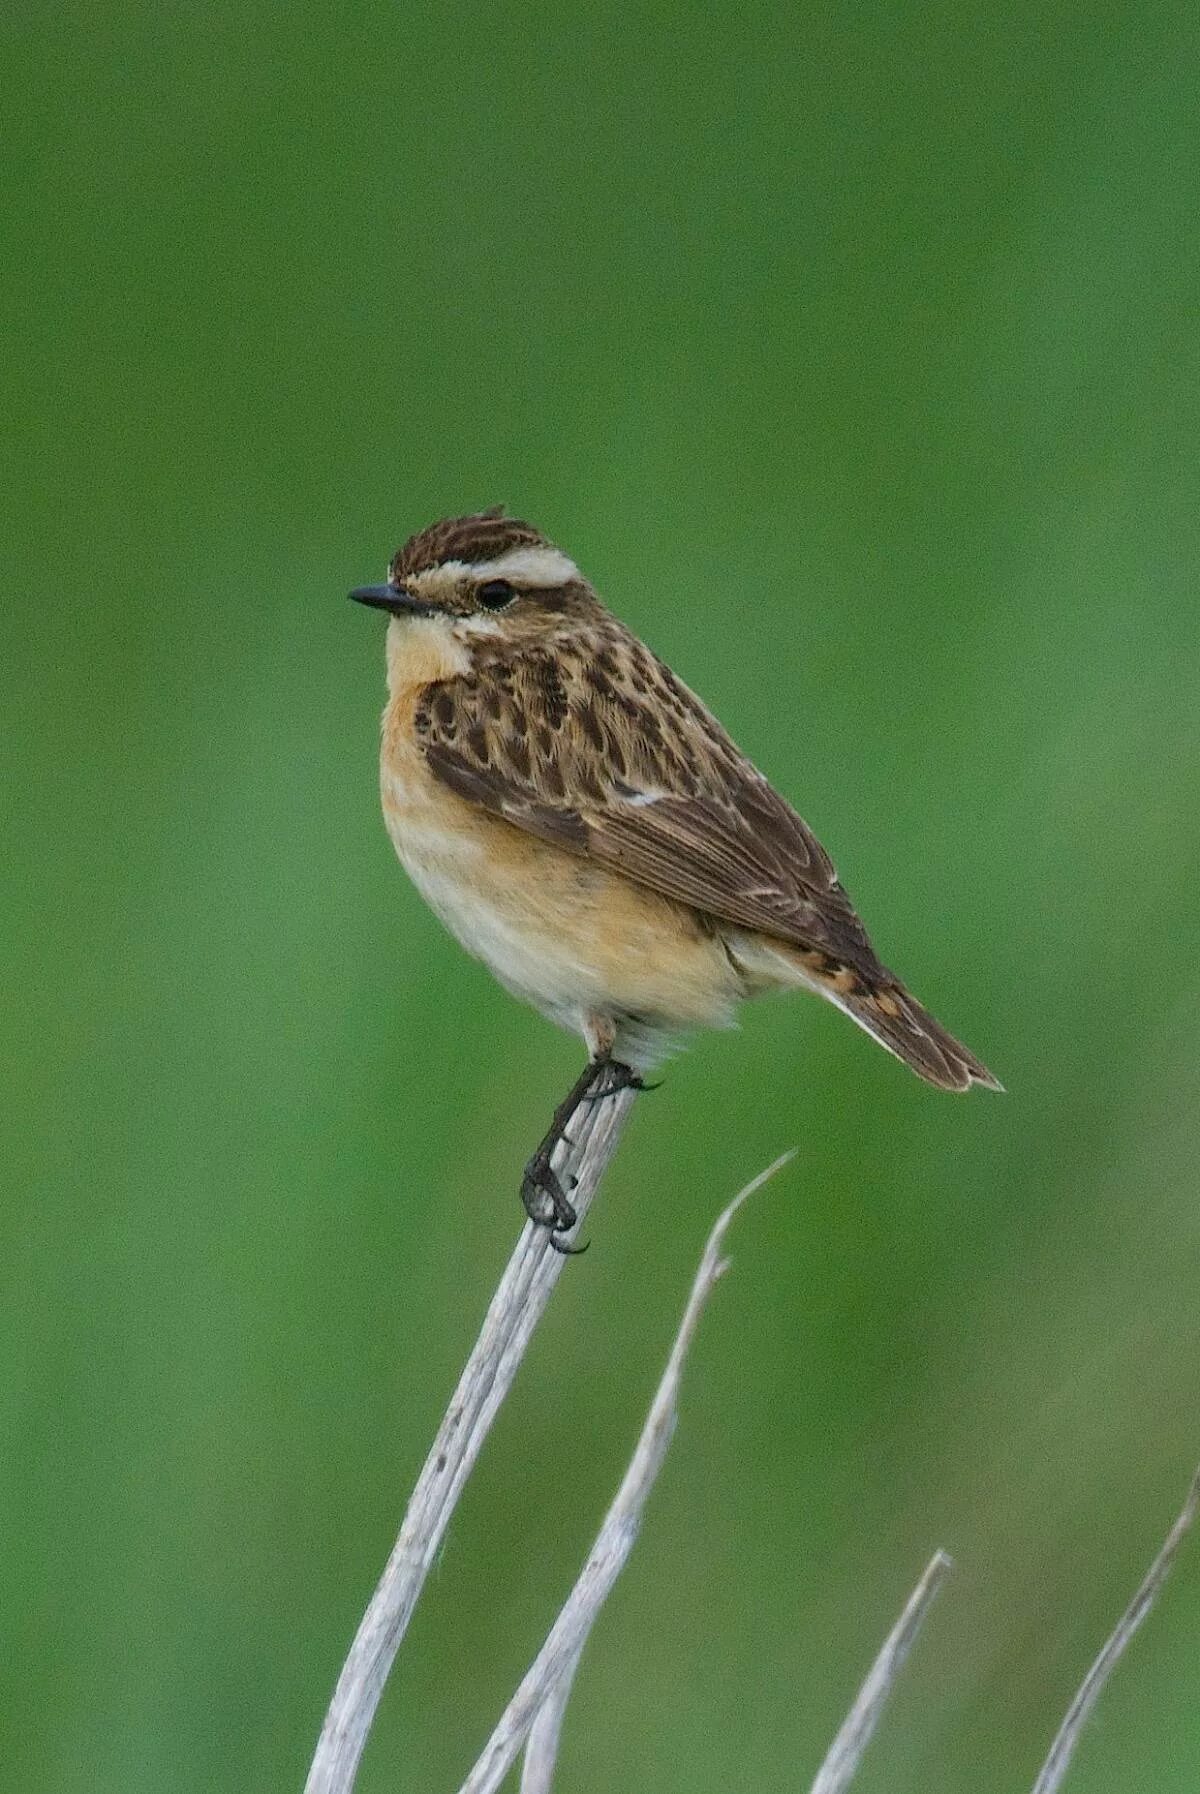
[522,1052,655,1254]
[521,1057,607,1237]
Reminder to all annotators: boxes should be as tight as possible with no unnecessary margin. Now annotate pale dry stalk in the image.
[303,1085,637,1794]
[456,1153,797,1794]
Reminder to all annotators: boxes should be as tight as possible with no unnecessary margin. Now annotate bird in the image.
[351,508,1000,1243]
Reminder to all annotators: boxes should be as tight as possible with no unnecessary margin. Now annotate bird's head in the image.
[351,510,596,662]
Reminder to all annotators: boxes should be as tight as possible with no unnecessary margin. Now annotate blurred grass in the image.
[5,1,1200,1789]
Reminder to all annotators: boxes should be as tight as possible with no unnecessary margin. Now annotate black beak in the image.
[349,584,436,616]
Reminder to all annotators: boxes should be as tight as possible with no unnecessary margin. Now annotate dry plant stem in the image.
[808,1551,952,1794]
[457,1151,797,1794]
[1030,1464,1200,1794]
[303,1084,637,1794]
[519,1651,581,1794]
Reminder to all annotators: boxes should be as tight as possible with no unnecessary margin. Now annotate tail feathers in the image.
[773,944,1002,1092]
[837,977,1002,1092]
[729,933,1002,1092]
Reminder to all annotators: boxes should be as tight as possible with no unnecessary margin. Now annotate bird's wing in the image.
[415,632,881,972]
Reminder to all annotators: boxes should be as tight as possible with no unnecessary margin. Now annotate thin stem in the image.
[303,1085,637,1794]
[519,1649,581,1794]
[456,1152,797,1794]
[808,1552,952,1794]
[1030,1464,1200,1794]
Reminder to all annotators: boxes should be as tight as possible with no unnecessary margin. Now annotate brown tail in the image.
[741,935,1002,1092]
[837,974,1002,1092]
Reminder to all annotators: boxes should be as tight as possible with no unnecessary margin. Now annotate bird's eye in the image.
[477,578,517,611]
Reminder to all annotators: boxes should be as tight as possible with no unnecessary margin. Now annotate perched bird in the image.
[352,509,999,1242]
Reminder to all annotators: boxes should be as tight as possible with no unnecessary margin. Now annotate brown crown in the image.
[390,508,548,581]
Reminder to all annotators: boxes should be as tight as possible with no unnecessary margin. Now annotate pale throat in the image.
[384,613,474,697]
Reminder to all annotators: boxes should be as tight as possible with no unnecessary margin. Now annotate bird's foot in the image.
[583,1059,660,1101]
[521,1148,588,1255]
[520,1054,642,1254]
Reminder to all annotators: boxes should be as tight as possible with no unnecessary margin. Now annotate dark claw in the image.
[521,1184,558,1229]
[583,1061,661,1102]
[522,1155,589,1254]
[521,1153,578,1233]
[549,1232,590,1257]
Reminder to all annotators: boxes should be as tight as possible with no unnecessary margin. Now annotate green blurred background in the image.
[5,2,1200,1789]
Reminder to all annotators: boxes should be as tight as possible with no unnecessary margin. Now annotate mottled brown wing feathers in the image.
[422,742,590,853]
[415,626,884,976]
